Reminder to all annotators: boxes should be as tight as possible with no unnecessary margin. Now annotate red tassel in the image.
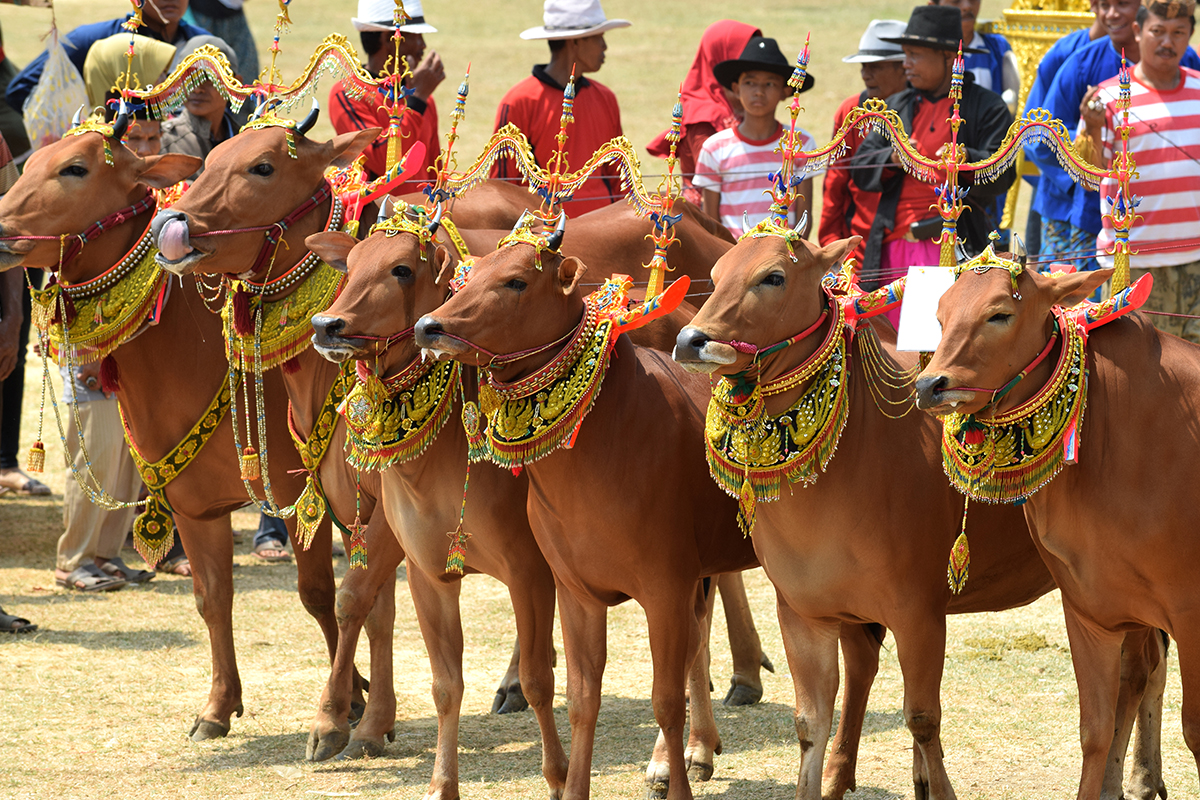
[232,287,254,336]
[963,428,985,445]
[282,356,302,375]
[99,355,120,393]
[510,466,523,477]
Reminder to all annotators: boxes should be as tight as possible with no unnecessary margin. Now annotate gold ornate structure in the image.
[984,0,1094,229]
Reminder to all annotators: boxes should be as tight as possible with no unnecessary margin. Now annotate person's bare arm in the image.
[702,189,721,221]
[0,269,23,381]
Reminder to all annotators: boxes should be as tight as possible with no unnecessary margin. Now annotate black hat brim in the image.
[880,35,986,54]
[712,60,815,93]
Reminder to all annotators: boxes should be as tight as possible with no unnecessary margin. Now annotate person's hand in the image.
[410,51,445,101]
[0,319,17,381]
[1080,85,1105,132]
[76,362,109,398]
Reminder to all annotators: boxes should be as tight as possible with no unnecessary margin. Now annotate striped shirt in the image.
[693,123,819,238]
[1093,67,1200,268]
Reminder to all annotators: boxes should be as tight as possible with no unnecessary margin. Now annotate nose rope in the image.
[708,309,830,360]
[0,190,156,270]
[432,316,582,368]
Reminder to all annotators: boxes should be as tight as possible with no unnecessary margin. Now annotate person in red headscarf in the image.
[647,19,761,205]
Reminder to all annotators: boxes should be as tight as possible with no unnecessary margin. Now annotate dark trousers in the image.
[0,269,40,469]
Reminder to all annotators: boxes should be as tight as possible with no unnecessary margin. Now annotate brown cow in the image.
[914,263,1189,800]
[670,232,1091,799]
[0,121,373,742]
[305,224,566,798]
[413,233,760,800]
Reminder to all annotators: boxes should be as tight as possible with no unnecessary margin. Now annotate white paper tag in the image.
[897,266,955,352]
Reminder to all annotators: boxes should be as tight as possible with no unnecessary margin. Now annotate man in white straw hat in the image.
[820,20,907,269]
[329,0,447,181]
[491,0,630,214]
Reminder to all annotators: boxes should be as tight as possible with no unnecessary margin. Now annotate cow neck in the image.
[704,288,853,536]
[941,307,1087,504]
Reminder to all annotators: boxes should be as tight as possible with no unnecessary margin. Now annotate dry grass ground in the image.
[0,1,1182,798]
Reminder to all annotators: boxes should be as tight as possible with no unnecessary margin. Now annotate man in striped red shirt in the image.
[1082,0,1200,342]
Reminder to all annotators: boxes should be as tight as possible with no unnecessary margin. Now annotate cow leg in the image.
[308,516,403,761]
[176,515,243,740]
[890,618,953,800]
[558,585,609,800]
[1127,631,1168,800]
[508,569,568,796]
[340,522,404,760]
[684,581,722,782]
[822,623,884,800]
[406,560,467,800]
[642,589,702,800]
[1174,628,1200,786]
[775,590,840,800]
[492,636,530,714]
[1062,604,1123,800]
[1100,627,1160,799]
[289,515,339,659]
[718,571,769,706]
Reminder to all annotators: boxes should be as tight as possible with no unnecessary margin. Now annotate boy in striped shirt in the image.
[1080,0,1200,342]
[693,37,818,238]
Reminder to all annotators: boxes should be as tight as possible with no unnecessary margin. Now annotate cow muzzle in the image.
[673,326,737,374]
[152,210,207,274]
[414,315,467,361]
[310,314,364,363]
[914,373,977,413]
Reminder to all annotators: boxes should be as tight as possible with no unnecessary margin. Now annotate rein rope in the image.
[435,312,584,371]
[713,309,830,361]
[0,190,157,269]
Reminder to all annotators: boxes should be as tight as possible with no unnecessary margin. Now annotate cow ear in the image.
[138,153,202,188]
[328,128,383,169]
[1049,267,1114,307]
[306,231,357,273]
[557,255,587,296]
[432,243,453,285]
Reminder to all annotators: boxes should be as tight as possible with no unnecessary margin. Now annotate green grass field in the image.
[0,2,1188,799]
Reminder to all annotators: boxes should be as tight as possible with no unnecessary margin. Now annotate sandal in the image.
[155,555,191,577]
[0,469,51,496]
[0,608,37,633]
[253,539,292,563]
[98,557,155,584]
[56,563,126,593]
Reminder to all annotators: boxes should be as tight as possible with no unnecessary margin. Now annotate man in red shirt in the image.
[819,20,908,267]
[492,0,630,215]
[329,0,446,182]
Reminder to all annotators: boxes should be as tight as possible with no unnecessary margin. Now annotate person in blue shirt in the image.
[1020,0,1105,255]
[6,0,208,114]
[1038,0,1200,270]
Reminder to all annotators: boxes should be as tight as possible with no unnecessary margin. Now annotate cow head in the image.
[0,121,198,276]
[413,216,587,382]
[914,265,1111,415]
[673,229,860,377]
[308,203,453,365]
[152,104,378,278]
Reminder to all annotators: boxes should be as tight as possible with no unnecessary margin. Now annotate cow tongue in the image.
[158,218,192,263]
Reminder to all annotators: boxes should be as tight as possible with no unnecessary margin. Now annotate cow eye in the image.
[504,278,527,292]
[760,272,785,287]
[59,164,88,178]
[988,312,1012,324]
[391,264,412,280]
[249,162,274,177]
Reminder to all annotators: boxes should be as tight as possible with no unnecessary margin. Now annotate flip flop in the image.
[98,557,155,584]
[156,555,191,577]
[0,609,37,634]
[0,470,51,496]
[56,563,126,593]
[253,540,292,563]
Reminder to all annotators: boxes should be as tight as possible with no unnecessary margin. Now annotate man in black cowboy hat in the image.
[852,5,1014,281]
[693,36,818,237]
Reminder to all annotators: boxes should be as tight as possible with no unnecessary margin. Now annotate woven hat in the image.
[843,20,907,63]
[1147,0,1197,18]
[881,6,986,53]
[520,0,631,41]
[713,37,815,92]
[353,0,437,34]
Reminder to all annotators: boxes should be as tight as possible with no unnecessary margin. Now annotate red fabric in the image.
[492,72,623,215]
[328,80,441,184]
[888,94,953,242]
[819,93,874,265]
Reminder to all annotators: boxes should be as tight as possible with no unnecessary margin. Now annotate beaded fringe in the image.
[133,496,175,567]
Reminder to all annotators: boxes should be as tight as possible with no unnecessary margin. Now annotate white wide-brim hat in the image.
[520,0,631,41]
[353,0,438,34]
[843,19,906,63]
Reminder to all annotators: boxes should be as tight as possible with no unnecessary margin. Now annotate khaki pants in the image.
[56,399,141,572]
[1131,260,1200,345]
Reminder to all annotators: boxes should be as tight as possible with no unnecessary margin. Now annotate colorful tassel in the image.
[240,446,260,480]
[947,496,970,595]
[461,400,489,462]
[99,355,120,393]
[294,475,324,551]
[232,286,255,336]
[445,525,470,574]
[348,514,368,570]
[737,473,756,537]
[282,356,302,375]
[132,495,175,567]
[26,441,45,473]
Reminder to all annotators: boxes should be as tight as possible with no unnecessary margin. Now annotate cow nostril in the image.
[414,316,443,345]
[688,333,709,350]
[312,315,344,339]
[916,374,948,397]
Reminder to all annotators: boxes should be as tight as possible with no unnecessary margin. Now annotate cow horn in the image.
[1011,233,1027,268]
[793,210,809,236]
[247,95,267,123]
[376,196,392,225]
[545,212,566,252]
[296,99,319,135]
[427,203,443,235]
[742,211,751,234]
[71,105,86,128]
[110,99,131,140]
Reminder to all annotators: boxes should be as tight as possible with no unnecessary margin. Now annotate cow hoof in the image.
[335,738,388,760]
[189,717,230,742]
[723,677,763,706]
[491,684,529,715]
[687,759,714,782]
[307,727,350,762]
[645,780,669,799]
[761,652,776,673]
